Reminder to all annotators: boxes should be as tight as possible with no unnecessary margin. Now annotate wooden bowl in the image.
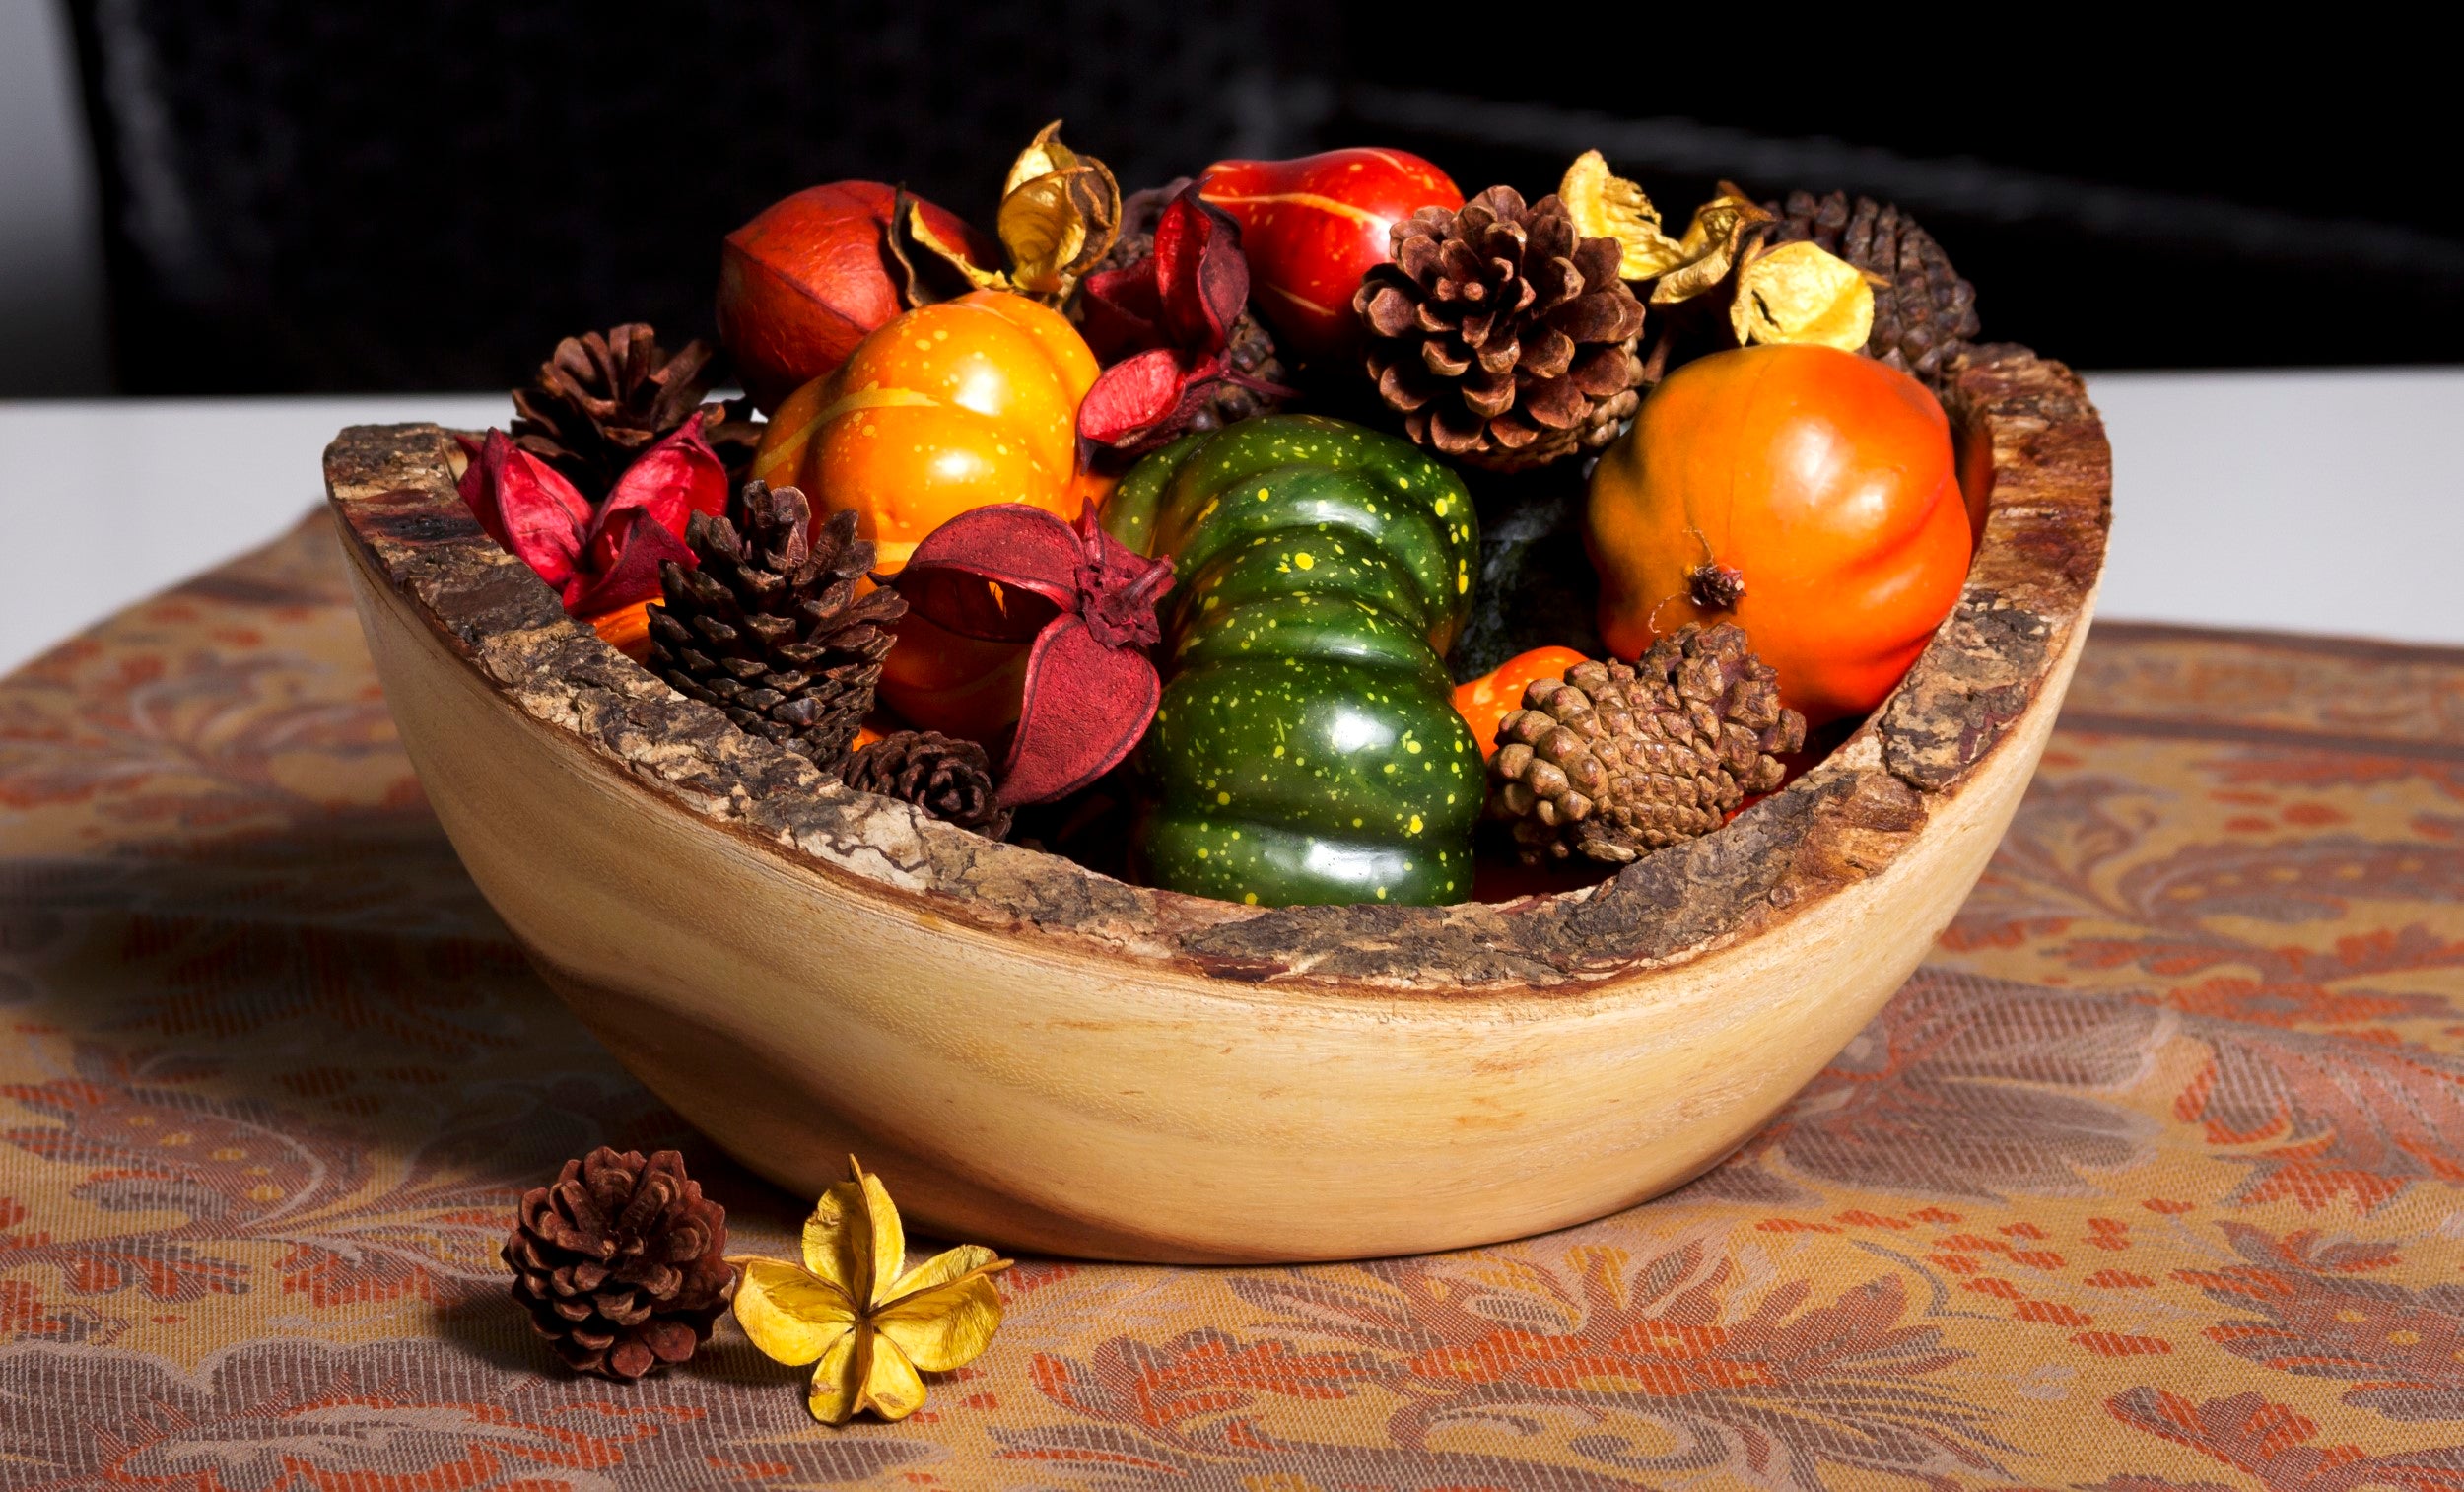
[326,349,2107,1263]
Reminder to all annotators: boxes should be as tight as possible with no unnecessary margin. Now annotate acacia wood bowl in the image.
[325,348,2107,1263]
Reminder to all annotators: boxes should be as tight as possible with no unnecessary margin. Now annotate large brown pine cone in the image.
[648,483,905,772]
[1487,624,1806,865]
[502,1147,735,1381]
[1760,192,1979,386]
[512,323,756,494]
[843,729,1013,840]
[1355,186,1645,473]
[1074,178,1292,431]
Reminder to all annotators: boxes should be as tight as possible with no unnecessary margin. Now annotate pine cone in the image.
[512,323,759,494]
[843,729,1013,840]
[1761,192,1979,385]
[1356,186,1645,473]
[1075,179,1292,431]
[1487,624,1806,866]
[648,483,905,772]
[502,1147,735,1381]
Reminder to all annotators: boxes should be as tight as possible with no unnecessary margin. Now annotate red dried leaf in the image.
[900,503,1093,622]
[459,420,726,621]
[892,504,1172,807]
[591,419,729,549]
[1075,257,1163,364]
[1071,183,1258,458]
[1078,347,1202,450]
[1151,184,1245,353]
[998,615,1161,806]
[565,507,695,616]
[459,429,591,588]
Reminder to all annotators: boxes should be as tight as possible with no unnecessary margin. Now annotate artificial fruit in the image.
[1586,343,1969,724]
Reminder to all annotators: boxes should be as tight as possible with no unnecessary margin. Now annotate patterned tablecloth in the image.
[1,515,2458,1490]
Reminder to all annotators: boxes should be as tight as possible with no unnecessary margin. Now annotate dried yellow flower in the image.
[1649,184,1775,305]
[1559,150,1686,281]
[996,120,1121,297]
[905,120,1122,302]
[1730,239,1881,351]
[729,1157,1012,1425]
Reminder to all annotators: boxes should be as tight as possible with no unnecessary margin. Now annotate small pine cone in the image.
[1761,191,1979,386]
[502,1147,735,1381]
[1356,186,1645,473]
[1487,624,1806,866]
[1076,178,1292,431]
[844,729,1013,840]
[648,483,906,772]
[512,323,746,495]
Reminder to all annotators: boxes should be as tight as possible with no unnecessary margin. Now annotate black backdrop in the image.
[66,0,2460,392]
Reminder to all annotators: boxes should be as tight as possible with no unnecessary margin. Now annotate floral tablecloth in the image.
[2,515,2459,1489]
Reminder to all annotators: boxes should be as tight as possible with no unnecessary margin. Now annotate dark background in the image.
[62,0,2457,393]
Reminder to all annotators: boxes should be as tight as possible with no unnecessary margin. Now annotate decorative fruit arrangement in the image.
[448,122,1999,914]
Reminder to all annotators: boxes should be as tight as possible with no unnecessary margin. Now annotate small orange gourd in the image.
[1452,645,1591,759]
[1587,345,1970,726]
[751,290,1105,737]
[753,289,1101,569]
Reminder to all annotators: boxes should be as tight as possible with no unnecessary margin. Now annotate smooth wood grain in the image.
[327,349,2109,1261]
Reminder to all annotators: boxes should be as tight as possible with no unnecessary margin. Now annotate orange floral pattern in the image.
[1,531,2459,1485]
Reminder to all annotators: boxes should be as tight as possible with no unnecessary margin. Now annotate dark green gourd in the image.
[1104,415,1481,907]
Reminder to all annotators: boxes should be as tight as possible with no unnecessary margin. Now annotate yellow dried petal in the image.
[856,1162,905,1307]
[995,121,1120,297]
[858,1332,928,1421]
[882,1242,1005,1305]
[1003,119,1077,197]
[905,202,1009,293]
[1648,186,1775,305]
[799,1157,906,1306]
[1001,172,1088,292]
[730,1257,857,1366]
[1731,240,1877,351]
[805,1324,867,1425]
[876,1273,1004,1373]
[1559,150,1684,281]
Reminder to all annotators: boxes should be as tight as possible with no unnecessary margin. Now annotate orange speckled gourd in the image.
[752,291,1104,738]
[751,290,1102,573]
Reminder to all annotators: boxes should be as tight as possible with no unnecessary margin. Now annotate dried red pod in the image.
[458,420,728,618]
[1074,182,1288,458]
[717,180,997,412]
[893,504,1172,807]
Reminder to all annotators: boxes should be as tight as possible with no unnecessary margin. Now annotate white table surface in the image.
[0,373,2457,678]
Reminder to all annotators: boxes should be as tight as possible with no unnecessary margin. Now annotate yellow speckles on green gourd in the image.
[1106,415,1481,908]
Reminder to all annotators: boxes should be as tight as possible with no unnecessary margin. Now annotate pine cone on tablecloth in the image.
[1073,178,1292,431]
[512,323,762,494]
[1487,624,1806,866]
[648,482,904,772]
[1761,192,1979,385]
[503,1147,735,1381]
[1355,186,1646,473]
[843,729,1013,840]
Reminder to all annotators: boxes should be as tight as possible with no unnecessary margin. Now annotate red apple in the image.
[1199,148,1462,361]
[717,181,994,412]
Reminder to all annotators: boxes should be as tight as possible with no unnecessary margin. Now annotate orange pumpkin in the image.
[752,290,1103,738]
[1586,345,1970,725]
[753,289,1100,569]
[1452,645,1591,759]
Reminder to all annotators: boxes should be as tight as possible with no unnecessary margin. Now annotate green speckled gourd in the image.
[1104,415,1482,907]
